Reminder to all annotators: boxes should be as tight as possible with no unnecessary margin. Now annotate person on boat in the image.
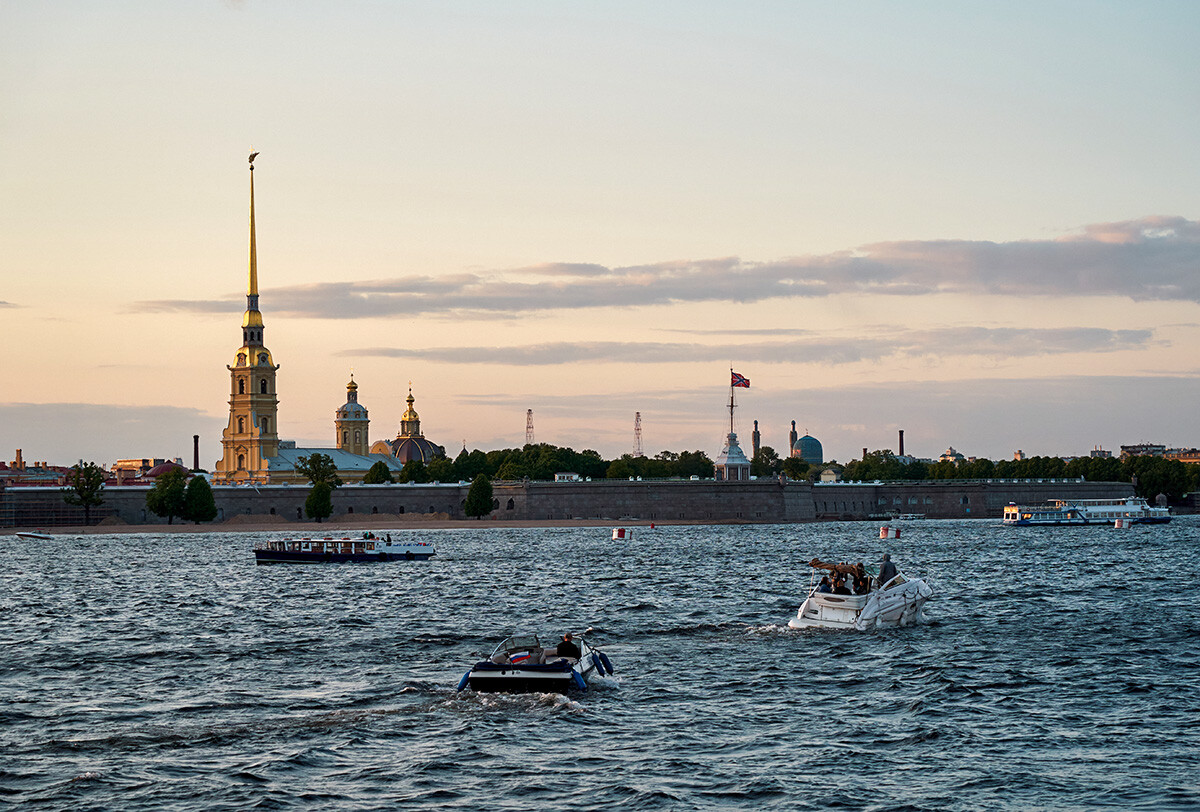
[541,633,581,661]
[852,572,869,595]
[878,553,898,587]
[832,576,852,595]
[816,576,832,593]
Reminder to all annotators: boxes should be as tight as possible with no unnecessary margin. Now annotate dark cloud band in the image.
[134,216,1200,318]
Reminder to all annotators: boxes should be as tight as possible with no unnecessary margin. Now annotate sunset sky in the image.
[3,1,1200,469]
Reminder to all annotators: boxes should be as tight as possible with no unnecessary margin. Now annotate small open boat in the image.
[15,531,54,540]
[458,633,614,694]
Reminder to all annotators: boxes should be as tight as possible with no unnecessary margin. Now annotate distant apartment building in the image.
[1165,448,1200,464]
[1120,443,1167,460]
[1089,446,1112,458]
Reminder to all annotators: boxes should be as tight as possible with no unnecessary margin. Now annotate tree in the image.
[464,474,494,518]
[305,480,334,522]
[295,453,343,488]
[362,460,394,484]
[146,468,188,524]
[781,457,810,480]
[426,456,456,483]
[751,446,781,477]
[182,475,218,524]
[398,459,430,483]
[606,458,635,479]
[62,461,106,525]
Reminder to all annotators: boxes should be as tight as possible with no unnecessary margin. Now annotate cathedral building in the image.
[369,387,446,464]
[212,155,441,485]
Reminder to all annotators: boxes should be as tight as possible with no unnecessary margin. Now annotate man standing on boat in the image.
[878,553,897,588]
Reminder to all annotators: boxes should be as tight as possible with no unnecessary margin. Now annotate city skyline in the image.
[3,2,1200,468]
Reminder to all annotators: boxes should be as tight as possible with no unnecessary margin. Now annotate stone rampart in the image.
[1,478,1138,527]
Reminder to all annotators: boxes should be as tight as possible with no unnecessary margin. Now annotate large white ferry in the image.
[1003,497,1170,526]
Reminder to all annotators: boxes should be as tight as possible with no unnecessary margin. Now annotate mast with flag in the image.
[729,368,750,434]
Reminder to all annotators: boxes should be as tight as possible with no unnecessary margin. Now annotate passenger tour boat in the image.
[253,533,435,564]
[1002,496,1170,526]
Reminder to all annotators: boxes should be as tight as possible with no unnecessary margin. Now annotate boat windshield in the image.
[493,635,540,655]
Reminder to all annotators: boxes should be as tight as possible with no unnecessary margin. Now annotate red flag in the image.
[731,371,750,388]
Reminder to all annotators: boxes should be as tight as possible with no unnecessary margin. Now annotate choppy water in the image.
[2,519,1198,810]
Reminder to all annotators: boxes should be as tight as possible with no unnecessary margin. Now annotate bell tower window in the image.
[237,453,245,470]
[260,379,268,394]
[238,378,245,395]
[238,417,245,433]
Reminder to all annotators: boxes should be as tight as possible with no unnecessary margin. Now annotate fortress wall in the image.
[2,478,1136,527]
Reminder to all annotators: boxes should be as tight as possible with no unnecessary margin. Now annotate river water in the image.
[2,519,1197,810]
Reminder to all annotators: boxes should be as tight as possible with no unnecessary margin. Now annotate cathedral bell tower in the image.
[335,375,370,455]
[214,152,280,483]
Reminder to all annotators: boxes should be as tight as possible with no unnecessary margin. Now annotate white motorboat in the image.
[14,531,54,540]
[788,558,933,631]
[457,633,614,694]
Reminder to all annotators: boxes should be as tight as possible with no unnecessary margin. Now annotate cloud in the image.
[132,216,1200,318]
[342,326,1155,366]
[0,301,18,308]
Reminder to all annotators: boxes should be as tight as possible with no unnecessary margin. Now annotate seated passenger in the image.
[832,576,852,595]
[542,633,581,662]
[852,574,869,595]
[816,576,833,593]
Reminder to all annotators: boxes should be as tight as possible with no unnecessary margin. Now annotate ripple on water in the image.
[1,520,1198,810]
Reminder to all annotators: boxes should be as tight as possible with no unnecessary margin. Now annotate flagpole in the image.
[729,367,735,435]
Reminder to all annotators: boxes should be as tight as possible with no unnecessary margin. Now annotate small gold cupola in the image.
[400,386,422,438]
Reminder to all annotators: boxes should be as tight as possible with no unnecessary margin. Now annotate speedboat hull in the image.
[459,634,614,694]
[789,578,932,631]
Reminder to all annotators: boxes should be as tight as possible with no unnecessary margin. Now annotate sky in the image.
[3,1,1200,469]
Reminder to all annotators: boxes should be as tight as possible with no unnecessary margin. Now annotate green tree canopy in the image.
[146,468,188,524]
[182,475,219,524]
[305,481,334,522]
[398,459,430,483]
[62,461,106,525]
[426,457,456,483]
[295,453,343,488]
[362,460,394,484]
[751,446,782,477]
[463,474,494,518]
[781,457,810,480]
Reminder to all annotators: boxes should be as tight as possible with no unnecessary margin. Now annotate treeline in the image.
[363,443,717,485]
[840,450,1200,500]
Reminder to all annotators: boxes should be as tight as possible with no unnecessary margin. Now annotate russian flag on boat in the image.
[509,652,532,664]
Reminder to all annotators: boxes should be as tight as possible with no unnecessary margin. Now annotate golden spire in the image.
[248,151,259,297]
[242,151,264,331]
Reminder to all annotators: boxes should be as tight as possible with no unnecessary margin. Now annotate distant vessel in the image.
[1003,497,1170,526]
[14,531,53,540]
[254,534,435,564]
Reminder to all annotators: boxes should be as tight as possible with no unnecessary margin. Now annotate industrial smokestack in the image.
[193,435,200,471]
[898,430,905,457]
[863,447,868,460]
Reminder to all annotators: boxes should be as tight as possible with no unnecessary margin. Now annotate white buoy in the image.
[1114,518,1133,529]
[612,527,629,540]
[880,525,900,539]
